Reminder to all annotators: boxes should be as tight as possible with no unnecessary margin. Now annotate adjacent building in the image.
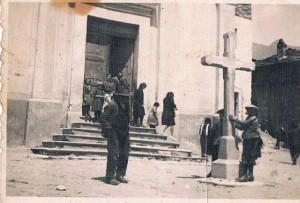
[253,39,300,136]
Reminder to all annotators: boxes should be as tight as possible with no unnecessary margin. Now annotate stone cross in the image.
[201,31,255,179]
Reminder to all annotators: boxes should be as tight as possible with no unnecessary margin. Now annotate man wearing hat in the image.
[206,109,224,177]
[100,93,130,185]
[211,109,224,162]
[229,104,263,182]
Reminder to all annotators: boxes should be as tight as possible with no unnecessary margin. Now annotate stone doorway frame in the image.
[66,4,158,127]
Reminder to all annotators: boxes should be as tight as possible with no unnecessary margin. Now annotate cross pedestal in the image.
[202,32,255,180]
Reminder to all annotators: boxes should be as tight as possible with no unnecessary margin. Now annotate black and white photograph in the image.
[2,1,300,202]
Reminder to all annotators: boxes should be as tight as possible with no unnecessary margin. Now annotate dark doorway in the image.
[84,16,139,89]
[109,36,135,87]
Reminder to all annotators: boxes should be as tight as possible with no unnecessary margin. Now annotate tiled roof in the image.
[254,47,300,67]
[235,4,251,20]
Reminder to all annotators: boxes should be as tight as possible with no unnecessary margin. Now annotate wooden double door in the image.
[84,16,139,90]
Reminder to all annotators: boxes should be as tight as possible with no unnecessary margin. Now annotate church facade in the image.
[5,3,253,154]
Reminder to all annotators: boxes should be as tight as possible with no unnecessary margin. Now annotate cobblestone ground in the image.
[3,131,300,202]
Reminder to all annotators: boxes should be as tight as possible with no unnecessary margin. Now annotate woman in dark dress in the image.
[133,83,147,127]
[160,92,177,141]
[92,83,104,122]
[229,105,263,182]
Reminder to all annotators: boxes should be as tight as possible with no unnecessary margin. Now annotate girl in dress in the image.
[147,102,160,131]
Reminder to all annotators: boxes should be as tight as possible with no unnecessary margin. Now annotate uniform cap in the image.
[245,104,258,110]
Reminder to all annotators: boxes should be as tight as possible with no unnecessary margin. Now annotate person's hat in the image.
[245,104,258,110]
[216,109,224,115]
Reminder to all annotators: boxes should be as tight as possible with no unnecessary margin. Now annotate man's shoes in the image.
[237,175,249,182]
[106,178,120,185]
[116,176,129,183]
[248,176,254,182]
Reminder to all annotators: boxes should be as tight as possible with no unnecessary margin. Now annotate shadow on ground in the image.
[91,176,107,183]
[176,175,204,179]
[279,161,293,165]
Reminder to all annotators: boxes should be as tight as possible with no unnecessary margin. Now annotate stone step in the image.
[62,128,102,135]
[62,129,168,140]
[77,118,156,134]
[129,126,157,134]
[129,132,167,140]
[31,147,204,162]
[71,122,101,130]
[42,141,192,157]
[130,145,192,157]
[43,140,107,148]
[52,134,180,148]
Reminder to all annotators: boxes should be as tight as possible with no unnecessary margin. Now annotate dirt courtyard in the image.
[4,132,300,202]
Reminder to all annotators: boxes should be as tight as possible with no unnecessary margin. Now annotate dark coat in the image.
[233,115,262,164]
[133,88,145,116]
[99,102,118,132]
[115,95,130,134]
[92,88,104,112]
[234,116,260,140]
[161,97,177,126]
[288,125,300,147]
[211,119,223,146]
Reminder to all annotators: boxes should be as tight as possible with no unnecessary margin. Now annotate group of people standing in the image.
[85,74,300,184]
[132,83,177,141]
[200,105,264,182]
[82,73,126,123]
[201,104,300,182]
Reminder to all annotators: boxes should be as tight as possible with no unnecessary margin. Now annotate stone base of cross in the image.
[202,32,255,180]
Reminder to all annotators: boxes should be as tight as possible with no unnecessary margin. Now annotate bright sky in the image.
[252,4,300,46]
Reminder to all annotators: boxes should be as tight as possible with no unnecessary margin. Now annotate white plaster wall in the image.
[158,3,218,116]
[235,16,253,119]
[158,4,252,118]
[8,3,75,102]
[8,3,39,98]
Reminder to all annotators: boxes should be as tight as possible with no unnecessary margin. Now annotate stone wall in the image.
[7,99,28,146]
[7,3,74,146]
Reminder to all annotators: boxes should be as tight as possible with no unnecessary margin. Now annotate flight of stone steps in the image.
[31,118,204,162]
